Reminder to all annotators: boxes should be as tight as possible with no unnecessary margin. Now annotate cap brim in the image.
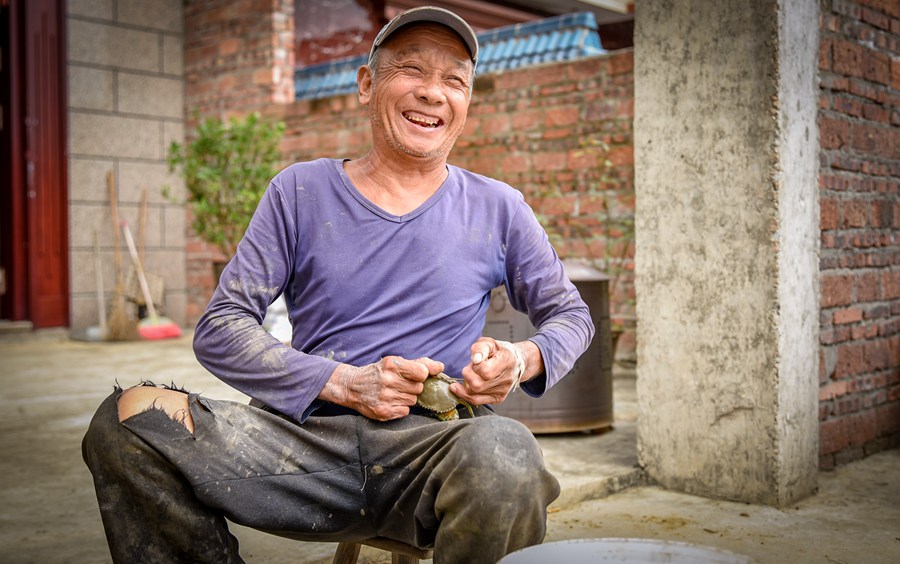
[369,6,478,65]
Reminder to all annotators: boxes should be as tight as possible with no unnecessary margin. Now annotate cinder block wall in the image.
[66,0,186,328]
[816,0,900,468]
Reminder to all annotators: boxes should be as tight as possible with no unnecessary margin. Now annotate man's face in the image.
[361,23,474,163]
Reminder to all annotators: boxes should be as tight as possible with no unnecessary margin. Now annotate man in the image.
[83,7,594,563]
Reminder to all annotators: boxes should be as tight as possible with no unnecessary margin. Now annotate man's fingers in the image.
[386,356,429,382]
[470,338,494,365]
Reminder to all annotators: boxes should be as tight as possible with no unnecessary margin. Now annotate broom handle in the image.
[107,171,124,292]
[94,231,107,329]
[121,221,158,320]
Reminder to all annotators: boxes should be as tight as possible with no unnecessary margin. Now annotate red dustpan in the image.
[121,221,182,340]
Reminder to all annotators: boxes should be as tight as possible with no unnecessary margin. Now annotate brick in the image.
[871,199,894,228]
[850,410,880,444]
[875,401,900,434]
[819,116,849,149]
[480,114,511,137]
[820,198,840,229]
[855,271,881,302]
[833,95,862,117]
[851,324,880,340]
[860,5,891,31]
[834,307,864,324]
[510,110,543,131]
[842,199,868,228]
[835,342,866,377]
[832,39,865,79]
[822,273,853,307]
[819,418,850,455]
[819,37,833,71]
[865,339,892,371]
[883,269,900,299]
[544,107,580,128]
[820,379,849,401]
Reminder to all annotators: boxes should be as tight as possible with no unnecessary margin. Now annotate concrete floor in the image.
[1,332,898,563]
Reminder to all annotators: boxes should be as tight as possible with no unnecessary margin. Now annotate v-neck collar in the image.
[333,159,452,223]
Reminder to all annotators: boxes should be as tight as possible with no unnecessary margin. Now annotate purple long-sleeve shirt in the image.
[193,158,594,421]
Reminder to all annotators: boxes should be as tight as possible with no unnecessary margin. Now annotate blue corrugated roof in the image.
[295,12,604,101]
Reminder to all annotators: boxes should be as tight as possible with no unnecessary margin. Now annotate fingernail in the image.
[473,352,484,364]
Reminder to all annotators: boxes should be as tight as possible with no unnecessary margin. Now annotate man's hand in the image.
[451,337,528,406]
[319,356,443,420]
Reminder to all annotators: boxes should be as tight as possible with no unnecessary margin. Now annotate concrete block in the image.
[164,206,187,249]
[163,35,184,76]
[68,19,159,73]
[68,249,94,296]
[114,203,162,250]
[68,203,110,249]
[69,294,103,330]
[163,121,184,154]
[69,113,161,160]
[118,0,183,32]
[144,249,186,292]
[68,66,114,111]
[67,0,113,20]
[68,157,113,202]
[161,290,187,326]
[118,161,181,205]
[118,73,183,119]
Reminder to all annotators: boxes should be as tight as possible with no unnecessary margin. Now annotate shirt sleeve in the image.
[192,173,340,422]
[503,194,596,396]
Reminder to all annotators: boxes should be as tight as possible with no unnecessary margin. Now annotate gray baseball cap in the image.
[368,6,478,66]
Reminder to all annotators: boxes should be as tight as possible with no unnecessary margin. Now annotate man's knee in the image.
[117,386,195,434]
[461,417,550,480]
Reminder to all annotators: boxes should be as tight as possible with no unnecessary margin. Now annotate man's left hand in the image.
[451,337,525,405]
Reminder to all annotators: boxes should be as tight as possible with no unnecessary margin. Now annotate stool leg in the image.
[332,541,361,564]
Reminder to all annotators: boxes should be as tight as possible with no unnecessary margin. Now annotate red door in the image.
[0,0,69,328]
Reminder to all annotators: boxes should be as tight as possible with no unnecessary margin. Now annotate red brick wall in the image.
[181,1,899,470]
[182,0,296,322]
[817,0,900,468]
[183,0,295,117]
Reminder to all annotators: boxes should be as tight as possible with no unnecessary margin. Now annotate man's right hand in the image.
[318,356,443,420]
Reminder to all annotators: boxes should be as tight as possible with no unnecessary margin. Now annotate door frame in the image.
[0,0,69,328]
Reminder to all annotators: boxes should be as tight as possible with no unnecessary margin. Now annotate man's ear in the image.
[357,66,373,105]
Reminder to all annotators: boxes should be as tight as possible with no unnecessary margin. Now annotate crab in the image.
[416,373,475,421]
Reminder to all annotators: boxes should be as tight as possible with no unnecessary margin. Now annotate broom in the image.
[106,170,138,341]
[121,220,182,340]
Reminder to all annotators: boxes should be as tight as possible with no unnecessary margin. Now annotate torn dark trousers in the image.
[82,387,560,564]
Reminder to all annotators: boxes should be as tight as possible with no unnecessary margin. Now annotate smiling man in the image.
[83,7,594,563]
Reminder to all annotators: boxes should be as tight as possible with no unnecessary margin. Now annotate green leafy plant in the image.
[166,112,286,257]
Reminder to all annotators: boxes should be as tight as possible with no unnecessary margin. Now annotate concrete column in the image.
[633,0,820,506]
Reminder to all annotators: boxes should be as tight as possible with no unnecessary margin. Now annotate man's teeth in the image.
[405,114,439,127]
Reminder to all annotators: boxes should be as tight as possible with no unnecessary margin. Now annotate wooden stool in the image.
[332,536,434,564]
